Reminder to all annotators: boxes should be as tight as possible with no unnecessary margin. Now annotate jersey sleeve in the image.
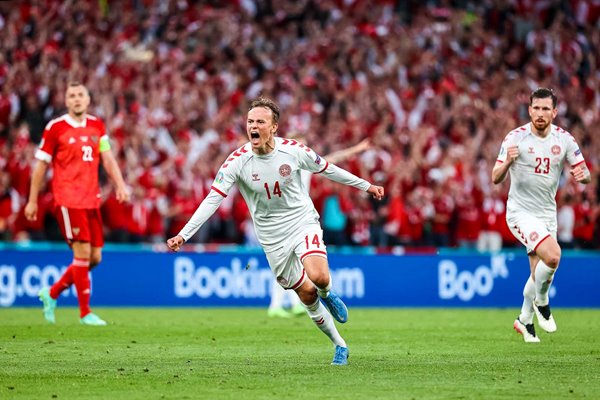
[496,132,514,163]
[297,145,329,173]
[35,122,57,163]
[564,133,585,167]
[210,154,241,197]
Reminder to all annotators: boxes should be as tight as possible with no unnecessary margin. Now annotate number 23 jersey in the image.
[35,114,109,209]
[496,123,585,222]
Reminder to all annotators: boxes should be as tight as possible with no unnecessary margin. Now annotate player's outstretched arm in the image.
[169,190,226,249]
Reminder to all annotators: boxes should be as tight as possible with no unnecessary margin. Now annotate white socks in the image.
[534,261,555,306]
[269,281,286,309]
[519,276,535,324]
[304,299,346,348]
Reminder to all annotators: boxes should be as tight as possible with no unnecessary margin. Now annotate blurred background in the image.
[1,0,598,251]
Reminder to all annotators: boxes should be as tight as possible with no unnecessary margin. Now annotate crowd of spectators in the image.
[1,0,599,250]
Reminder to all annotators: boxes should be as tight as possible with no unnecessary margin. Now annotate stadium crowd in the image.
[0,0,599,249]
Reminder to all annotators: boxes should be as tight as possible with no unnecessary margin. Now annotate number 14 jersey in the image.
[211,137,370,250]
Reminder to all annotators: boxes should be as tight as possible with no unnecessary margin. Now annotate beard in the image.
[532,119,550,132]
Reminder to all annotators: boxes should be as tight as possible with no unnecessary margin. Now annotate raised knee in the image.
[311,271,330,288]
[297,287,318,305]
[545,250,561,269]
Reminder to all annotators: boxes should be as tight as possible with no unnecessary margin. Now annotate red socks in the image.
[50,265,74,299]
[50,257,91,318]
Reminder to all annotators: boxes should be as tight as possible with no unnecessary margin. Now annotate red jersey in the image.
[36,114,107,209]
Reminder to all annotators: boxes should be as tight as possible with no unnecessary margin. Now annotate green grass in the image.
[1,308,599,399]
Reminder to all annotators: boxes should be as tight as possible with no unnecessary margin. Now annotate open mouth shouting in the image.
[250,131,260,145]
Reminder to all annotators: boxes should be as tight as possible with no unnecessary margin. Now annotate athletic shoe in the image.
[331,345,349,366]
[267,307,292,318]
[80,313,107,326]
[533,302,557,333]
[320,291,348,323]
[290,303,306,316]
[38,287,56,324]
[513,318,540,343]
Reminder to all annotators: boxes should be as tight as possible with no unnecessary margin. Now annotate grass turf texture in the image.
[1,308,599,399]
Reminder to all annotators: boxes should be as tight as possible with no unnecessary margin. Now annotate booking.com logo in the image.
[438,254,510,301]
[0,264,75,307]
[173,256,365,299]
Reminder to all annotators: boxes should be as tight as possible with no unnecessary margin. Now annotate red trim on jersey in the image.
[496,159,504,163]
[290,269,306,290]
[211,186,227,197]
[533,234,551,252]
[315,161,329,174]
[571,160,585,167]
[300,250,327,262]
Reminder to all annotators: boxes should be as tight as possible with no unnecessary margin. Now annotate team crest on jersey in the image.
[315,154,322,165]
[215,171,224,184]
[91,135,98,143]
[529,232,539,242]
[72,227,80,236]
[279,164,291,177]
[68,137,76,144]
[252,173,260,181]
[551,145,561,155]
[528,147,534,154]
[277,276,289,286]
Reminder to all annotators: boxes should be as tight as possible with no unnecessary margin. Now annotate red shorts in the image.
[54,206,104,247]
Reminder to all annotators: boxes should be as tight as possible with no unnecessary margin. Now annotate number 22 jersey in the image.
[35,114,110,209]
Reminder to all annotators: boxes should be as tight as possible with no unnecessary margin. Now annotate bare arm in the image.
[491,145,518,184]
[570,163,592,184]
[101,150,130,202]
[24,161,49,221]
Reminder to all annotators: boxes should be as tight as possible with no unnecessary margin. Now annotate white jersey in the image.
[496,123,585,227]
[179,137,371,250]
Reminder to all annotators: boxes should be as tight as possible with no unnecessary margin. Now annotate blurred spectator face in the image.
[528,97,557,132]
[65,84,91,118]
[247,106,277,153]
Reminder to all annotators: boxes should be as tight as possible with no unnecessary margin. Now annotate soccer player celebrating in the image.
[492,88,591,343]
[167,97,384,365]
[25,81,130,326]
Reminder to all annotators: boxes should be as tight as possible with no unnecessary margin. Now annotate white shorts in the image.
[265,226,328,289]
[507,211,555,254]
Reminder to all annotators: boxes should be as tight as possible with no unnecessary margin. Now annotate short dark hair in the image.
[530,87,557,108]
[249,97,280,124]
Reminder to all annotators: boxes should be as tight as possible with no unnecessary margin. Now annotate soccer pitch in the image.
[1,308,598,399]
